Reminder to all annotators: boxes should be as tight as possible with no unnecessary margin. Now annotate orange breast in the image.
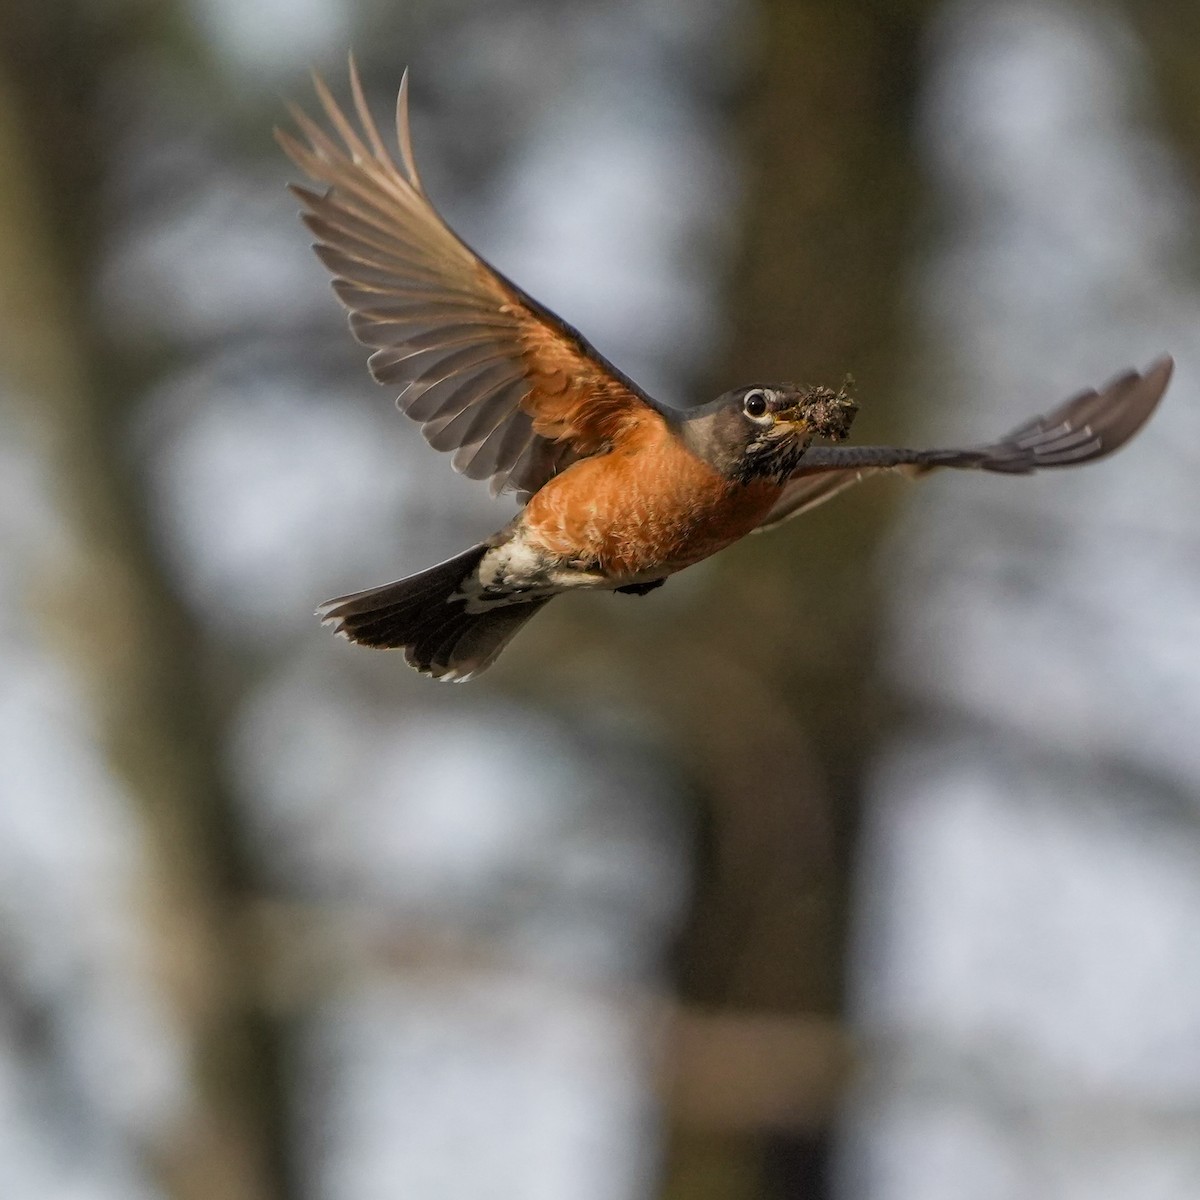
[521,415,781,580]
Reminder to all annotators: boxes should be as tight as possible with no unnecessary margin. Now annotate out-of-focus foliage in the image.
[0,2,1198,1200]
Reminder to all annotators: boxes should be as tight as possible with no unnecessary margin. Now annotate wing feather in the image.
[757,357,1172,531]
[279,59,663,497]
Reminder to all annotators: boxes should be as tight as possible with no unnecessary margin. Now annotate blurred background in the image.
[2,1,1198,1198]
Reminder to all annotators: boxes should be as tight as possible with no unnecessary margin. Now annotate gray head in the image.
[678,382,859,484]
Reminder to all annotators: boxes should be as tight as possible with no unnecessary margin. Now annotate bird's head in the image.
[680,380,859,484]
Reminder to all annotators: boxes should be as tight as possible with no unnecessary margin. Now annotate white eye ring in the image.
[743,389,771,420]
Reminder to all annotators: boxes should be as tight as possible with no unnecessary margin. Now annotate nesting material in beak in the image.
[794,378,858,441]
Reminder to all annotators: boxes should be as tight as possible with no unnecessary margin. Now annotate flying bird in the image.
[278,64,1172,681]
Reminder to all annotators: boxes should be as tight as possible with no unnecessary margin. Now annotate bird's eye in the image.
[743,390,770,419]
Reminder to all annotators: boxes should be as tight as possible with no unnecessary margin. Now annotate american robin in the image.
[279,64,1172,681]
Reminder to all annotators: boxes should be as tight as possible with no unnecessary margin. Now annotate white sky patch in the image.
[134,371,452,640]
[302,974,660,1200]
[187,0,350,79]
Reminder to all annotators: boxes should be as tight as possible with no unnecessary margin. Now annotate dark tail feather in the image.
[317,543,548,681]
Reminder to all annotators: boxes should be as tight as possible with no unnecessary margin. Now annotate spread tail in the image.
[317,543,547,681]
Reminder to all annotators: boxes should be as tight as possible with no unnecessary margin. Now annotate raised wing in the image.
[278,61,663,497]
[757,357,1173,532]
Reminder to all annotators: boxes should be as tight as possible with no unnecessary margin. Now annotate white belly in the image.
[456,529,611,613]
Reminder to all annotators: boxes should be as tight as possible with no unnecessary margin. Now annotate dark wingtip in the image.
[978,354,1174,473]
[1086,353,1173,460]
[1142,353,1174,405]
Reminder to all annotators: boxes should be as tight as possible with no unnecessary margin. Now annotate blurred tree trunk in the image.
[1126,1,1200,213]
[0,6,292,1199]
[657,3,935,1197]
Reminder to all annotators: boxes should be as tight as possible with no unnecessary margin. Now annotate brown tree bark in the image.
[654,3,935,1197]
[0,7,292,1199]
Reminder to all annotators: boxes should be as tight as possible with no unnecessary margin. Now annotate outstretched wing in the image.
[277,61,664,497]
[756,357,1173,532]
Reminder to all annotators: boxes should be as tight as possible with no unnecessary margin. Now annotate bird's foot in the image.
[614,579,666,597]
